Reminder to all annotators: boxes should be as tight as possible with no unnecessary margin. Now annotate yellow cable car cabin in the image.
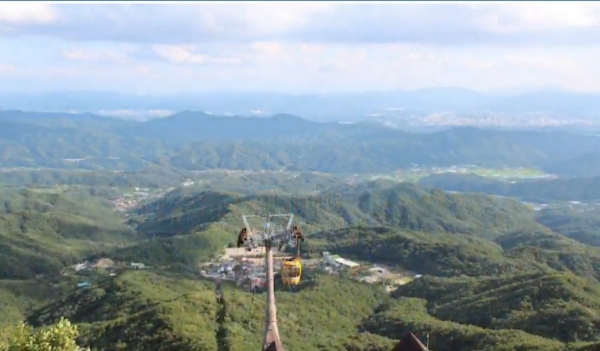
[281,257,302,285]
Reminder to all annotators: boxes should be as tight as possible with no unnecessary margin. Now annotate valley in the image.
[7,2,600,350]
[3,110,600,351]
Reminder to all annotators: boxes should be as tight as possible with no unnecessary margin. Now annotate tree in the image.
[0,317,89,351]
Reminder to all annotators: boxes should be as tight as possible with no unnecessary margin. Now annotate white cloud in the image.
[3,3,600,46]
[486,3,600,32]
[251,41,283,56]
[0,3,332,44]
[0,3,55,24]
[3,3,600,94]
[61,48,130,64]
[0,63,15,72]
[152,45,240,65]
[503,54,578,71]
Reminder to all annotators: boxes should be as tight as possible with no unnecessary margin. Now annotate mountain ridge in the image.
[2,110,600,176]
[4,88,600,121]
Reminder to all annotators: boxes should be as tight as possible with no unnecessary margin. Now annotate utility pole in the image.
[262,239,285,351]
[238,213,294,351]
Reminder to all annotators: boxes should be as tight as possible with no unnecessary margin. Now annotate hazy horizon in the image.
[2,2,600,94]
[0,86,591,96]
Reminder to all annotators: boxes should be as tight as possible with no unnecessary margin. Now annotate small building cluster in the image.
[131,262,146,269]
[201,252,291,292]
[323,251,360,270]
[67,258,149,288]
[70,258,116,273]
[113,197,138,212]
[112,187,153,213]
[320,252,422,291]
[200,249,422,293]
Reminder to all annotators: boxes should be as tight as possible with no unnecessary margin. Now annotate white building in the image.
[131,262,145,269]
[322,252,360,270]
[323,252,341,267]
[72,263,87,272]
[336,257,360,269]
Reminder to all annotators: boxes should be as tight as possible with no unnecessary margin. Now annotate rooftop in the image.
[325,253,342,260]
[335,258,360,268]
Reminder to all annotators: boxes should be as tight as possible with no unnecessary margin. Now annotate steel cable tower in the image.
[237,213,295,351]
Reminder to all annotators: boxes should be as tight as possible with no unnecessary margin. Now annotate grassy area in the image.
[470,167,547,178]
[335,166,550,185]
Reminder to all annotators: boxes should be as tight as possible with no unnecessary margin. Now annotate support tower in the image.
[237,213,295,351]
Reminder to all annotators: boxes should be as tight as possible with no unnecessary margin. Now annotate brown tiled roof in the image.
[390,332,429,351]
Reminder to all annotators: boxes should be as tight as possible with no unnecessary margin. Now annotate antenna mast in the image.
[238,213,294,351]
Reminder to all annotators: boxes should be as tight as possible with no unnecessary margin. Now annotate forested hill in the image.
[419,173,600,202]
[4,181,600,350]
[2,110,600,175]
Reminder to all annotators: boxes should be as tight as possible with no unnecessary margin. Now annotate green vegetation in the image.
[22,271,395,351]
[0,166,191,188]
[366,269,600,351]
[544,151,600,178]
[314,227,531,277]
[420,173,600,202]
[7,110,600,350]
[393,272,600,343]
[536,207,600,247]
[155,129,591,173]
[5,176,600,350]
[0,188,137,279]
[469,167,546,178]
[173,170,345,196]
[1,317,88,351]
[3,111,600,176]
[28,271,220,351]
[0,186,139,327]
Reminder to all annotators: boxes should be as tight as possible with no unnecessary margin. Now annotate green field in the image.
[336,166,550,185]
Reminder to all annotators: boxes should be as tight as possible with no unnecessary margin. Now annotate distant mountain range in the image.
[3,88,600,122]
[2,110,600,176]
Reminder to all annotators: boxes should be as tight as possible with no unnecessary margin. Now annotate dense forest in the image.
[419,173,600,202]
[3,178,600,350]
[3,110,600,176]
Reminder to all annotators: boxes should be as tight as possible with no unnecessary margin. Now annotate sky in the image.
[1,1,600,94]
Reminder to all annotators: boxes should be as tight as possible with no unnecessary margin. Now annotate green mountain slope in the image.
[0,187,137,279]
[544,151,600,177]
[0,166,191,188]
[5,179,600,351]
[365,296,564,351]
[4,110,600,174]
[26,271,396,351]
[392,271,600,344]
[28,271,220,351]
[536,207,600,247]
[154,127,600,173]
[419,173,600,202]
[134,182,539,238]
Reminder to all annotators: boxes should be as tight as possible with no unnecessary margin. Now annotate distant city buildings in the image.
[368,109,597,128]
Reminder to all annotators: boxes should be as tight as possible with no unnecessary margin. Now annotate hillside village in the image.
[200,247,420,293]
[63,257,152,289]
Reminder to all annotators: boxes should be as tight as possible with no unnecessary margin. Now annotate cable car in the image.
[281,256,302,285]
